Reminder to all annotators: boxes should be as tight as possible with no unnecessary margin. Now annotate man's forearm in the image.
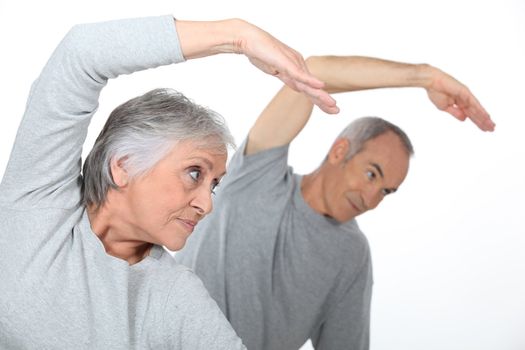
[306,55,435,93]
[246,56,434,156]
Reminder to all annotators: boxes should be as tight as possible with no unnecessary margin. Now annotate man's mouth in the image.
[347,198,362,213]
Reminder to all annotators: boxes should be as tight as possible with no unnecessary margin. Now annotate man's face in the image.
[323,131,410,223]
[115,140,227,251]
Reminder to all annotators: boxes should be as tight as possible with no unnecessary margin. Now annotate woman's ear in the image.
[110,156,130,188]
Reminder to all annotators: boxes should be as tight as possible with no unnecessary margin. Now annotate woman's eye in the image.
[189,169,201,182]
[211,182,218,195]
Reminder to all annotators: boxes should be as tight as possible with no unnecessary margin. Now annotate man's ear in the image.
[110,156,130,188]
[327,138,350,165]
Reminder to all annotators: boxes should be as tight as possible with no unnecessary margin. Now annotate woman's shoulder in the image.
[150,248,208,296]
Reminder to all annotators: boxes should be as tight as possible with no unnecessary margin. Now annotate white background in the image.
[0,1,523,349]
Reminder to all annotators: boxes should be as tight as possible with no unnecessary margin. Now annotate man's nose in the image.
[362,187,383,211]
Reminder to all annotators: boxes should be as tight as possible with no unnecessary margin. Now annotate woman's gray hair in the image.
[336,116,414,161]
[82,88,235,208]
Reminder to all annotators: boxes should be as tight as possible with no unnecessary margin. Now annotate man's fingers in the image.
[445,105,467,121]
[470,113,496,131]
[470,107,495,132]
[458,89,496,131]
[451,105,496,132]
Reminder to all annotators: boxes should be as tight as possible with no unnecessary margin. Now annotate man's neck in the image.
[301,169,329,216]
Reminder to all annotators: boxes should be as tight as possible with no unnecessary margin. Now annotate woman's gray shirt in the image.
[0,15,245,350]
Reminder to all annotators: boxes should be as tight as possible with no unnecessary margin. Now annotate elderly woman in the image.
[0,14,335,349]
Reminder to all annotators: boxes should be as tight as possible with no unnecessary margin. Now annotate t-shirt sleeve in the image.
[0,15,184,210]
[162,269,246,350]
[310,249,373,350]
[217,137,292,196]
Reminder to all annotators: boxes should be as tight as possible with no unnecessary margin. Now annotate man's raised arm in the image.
[246,55,494,155]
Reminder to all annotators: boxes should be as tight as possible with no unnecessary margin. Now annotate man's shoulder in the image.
[341,220,370,250]
[218,141,294,198]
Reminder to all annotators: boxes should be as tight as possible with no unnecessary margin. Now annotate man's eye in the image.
[382,188,395,196]
[366,170,376,180]
[189,169,201,182]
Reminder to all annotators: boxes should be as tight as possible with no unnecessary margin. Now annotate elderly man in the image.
[176,55,494,350]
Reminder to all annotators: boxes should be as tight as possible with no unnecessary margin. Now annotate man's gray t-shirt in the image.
[177,139,373,350]
[0,15,244,349]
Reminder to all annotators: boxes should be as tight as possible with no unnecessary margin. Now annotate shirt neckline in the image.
[293,174,359,232]
[78,209,164,269]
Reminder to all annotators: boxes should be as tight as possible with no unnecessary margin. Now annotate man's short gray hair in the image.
[82,88,235,208]
[336,116,414,161]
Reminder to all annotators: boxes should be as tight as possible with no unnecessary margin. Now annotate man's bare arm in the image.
[246,55,494,156]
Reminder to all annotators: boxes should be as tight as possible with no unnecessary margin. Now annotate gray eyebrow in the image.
[371,162,399,195]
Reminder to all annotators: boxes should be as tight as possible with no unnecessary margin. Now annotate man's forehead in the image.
[356,137,410,178]
[359,133,409,158]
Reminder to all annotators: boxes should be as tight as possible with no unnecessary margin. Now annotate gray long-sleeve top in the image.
[0,15,245,350]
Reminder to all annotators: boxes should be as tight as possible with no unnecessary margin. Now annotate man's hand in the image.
[425,66,495,131]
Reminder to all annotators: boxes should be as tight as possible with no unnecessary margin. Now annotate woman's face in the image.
[116,140,227,251]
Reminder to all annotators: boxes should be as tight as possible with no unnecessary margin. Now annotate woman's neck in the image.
[87,199,153,265]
